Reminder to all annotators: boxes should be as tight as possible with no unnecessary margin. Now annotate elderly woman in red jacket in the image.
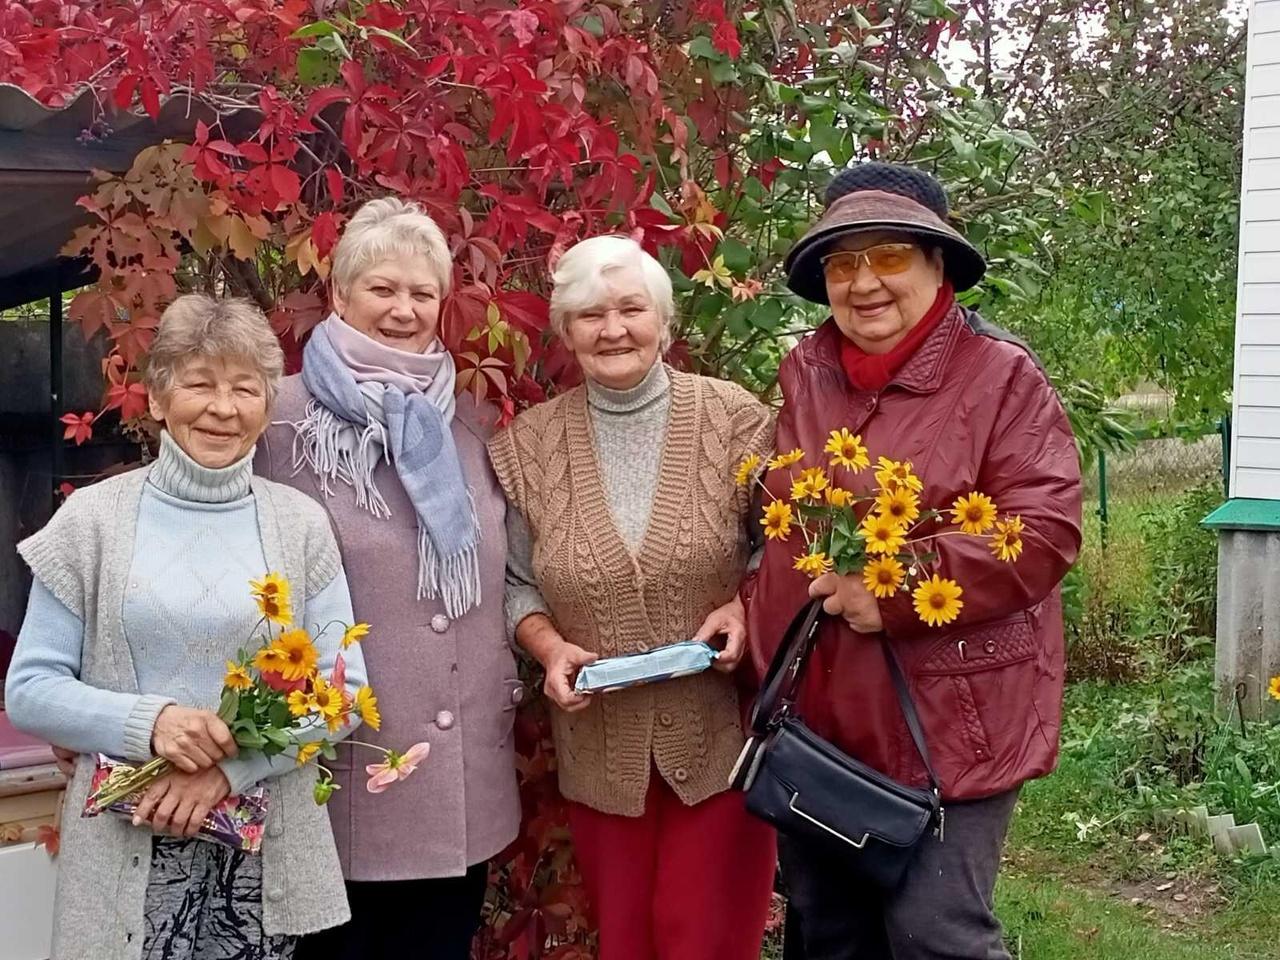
[746,163,1082,960]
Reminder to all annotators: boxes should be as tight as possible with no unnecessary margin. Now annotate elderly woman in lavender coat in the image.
[256,198,521,960]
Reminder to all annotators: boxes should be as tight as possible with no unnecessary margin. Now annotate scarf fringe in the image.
[292,400,391,519]
[416,487,483,618]
[295,399,483,618]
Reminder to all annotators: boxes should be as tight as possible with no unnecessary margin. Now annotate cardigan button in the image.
[268,822,284,839]
[659,712,673,727]
[435,710,455,730]
[265,887,284,903]
[673,767,689,783]
[431,615,450,634]
[510,686,525,706]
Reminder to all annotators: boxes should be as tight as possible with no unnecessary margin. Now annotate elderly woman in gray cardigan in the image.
[256,198,520,960]
[5,295,365,960]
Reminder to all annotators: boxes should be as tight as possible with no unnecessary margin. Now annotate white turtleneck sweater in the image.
[5,431,364,793]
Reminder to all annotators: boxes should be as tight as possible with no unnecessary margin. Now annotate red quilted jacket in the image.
[745,308,1083,801]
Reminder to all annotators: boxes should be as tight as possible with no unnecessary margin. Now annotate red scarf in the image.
[839,282,955,391]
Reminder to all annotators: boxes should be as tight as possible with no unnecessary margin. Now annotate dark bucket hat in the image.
[784,164,987,304]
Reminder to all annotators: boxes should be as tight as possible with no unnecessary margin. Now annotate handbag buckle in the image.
[788,792,870,849]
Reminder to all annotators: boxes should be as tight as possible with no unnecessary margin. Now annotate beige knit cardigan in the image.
[488,370,774,815]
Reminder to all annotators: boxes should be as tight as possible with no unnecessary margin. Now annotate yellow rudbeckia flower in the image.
[274,629,320,682]
[734,454,762,487]
[825,486,855,508]
[341,623,370,649]
[875,457,924,494]
[876,487,920,526]
[824,428,869,471]
[356,686,382,731]
[287,689,314,718]
[989,515,1026,562]
[951,492,998,535]
[250,572,293,626]
[862,556,906,599]
[858,512,908,555]
[793,552,833,577]
[767,449,805,470]
[912,575,964,627]
[1269,675,1280,702]
[223,661,253,692]
[252,645,289,674]
[761,500,794,540]
[295,741,322,766]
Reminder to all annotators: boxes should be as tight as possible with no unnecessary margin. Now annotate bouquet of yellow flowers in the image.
[737,429,1028,627]
[86,572,424,816]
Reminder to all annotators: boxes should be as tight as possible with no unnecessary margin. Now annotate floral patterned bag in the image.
[82,754,270,853]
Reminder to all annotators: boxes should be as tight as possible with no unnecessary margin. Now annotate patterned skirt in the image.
[142,836,296,960]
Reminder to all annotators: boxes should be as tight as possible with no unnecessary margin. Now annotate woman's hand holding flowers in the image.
[151,705,238,772]
[808,572,884,634]
[694,595,748,673]
[132,766,231,838]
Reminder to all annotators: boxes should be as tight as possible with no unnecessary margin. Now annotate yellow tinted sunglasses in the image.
[821,243,918,282]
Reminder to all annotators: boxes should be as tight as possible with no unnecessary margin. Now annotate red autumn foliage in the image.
[1,1,969,953]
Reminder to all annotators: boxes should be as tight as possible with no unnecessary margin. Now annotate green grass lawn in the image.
[992,678,1280,960]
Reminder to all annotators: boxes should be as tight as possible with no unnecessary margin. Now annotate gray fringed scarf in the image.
[294,316,481,617]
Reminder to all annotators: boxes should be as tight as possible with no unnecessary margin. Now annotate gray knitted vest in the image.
[17,465,349,959]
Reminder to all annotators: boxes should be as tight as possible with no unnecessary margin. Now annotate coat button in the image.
[265,887,284,903]
[673,767,689,783]
[659,712,673,726]
[510,686,525,706]
[435,710,455,730]
[431,614,450,634]
[983,640,997,655]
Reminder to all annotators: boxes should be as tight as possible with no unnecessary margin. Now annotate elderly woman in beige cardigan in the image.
[488,235,776,960]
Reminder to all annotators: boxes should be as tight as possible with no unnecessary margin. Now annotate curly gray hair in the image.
[144,295,285,404]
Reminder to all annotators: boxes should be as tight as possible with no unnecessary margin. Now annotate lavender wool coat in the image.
[256,375,521,881]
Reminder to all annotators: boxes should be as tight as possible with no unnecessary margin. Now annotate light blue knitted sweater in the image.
[6,432,366,793]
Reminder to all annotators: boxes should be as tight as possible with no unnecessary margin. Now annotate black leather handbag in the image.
[731,599,944,891]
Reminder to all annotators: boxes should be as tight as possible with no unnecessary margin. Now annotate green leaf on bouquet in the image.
[262,728,292,756]
[217,689,240,723]
[238,693,258,720]
[233,718,267,750]
[268,699,291,729]
[320,741,337,761]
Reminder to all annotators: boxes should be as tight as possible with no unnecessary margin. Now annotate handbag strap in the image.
[751,598,941,796]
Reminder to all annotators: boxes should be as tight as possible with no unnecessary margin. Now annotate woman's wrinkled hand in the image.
[132,766,232,838]
[539,638,599,714]
[809,572,884,634]
[694,595,748,673]
[151,705,238,773]
[51,745,78,778]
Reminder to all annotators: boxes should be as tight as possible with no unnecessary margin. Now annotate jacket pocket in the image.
[499,678,525,745]
[915,612,1036,676]
[915,613,1037,766]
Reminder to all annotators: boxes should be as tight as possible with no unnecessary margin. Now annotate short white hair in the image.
[549,236,674,351]
[331,197,452,297]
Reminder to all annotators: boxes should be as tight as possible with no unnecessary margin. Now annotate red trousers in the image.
[567,775,777,960]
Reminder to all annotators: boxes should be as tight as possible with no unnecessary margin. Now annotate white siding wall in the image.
[1232,0,1280,499]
